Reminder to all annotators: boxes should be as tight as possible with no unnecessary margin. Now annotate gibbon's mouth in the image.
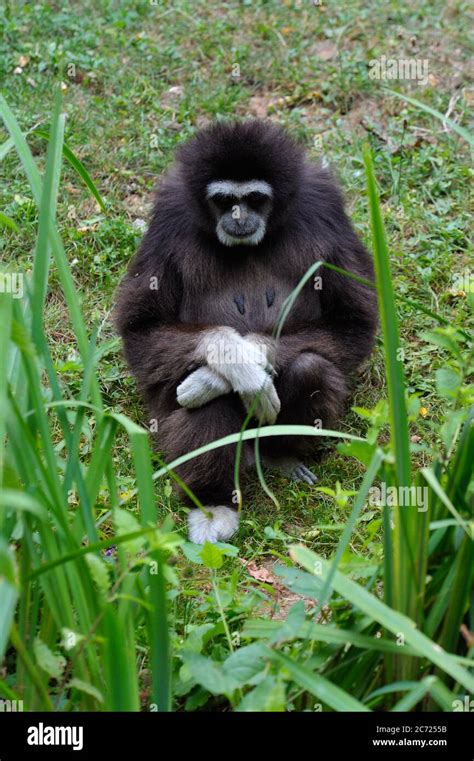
[217,220,266,247]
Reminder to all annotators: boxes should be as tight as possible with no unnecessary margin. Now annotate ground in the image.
[1,0,472,620]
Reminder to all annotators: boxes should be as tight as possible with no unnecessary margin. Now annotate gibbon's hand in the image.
[196,328,280,422]
[233,333,280,424]
[239,370,281,425]
[203,329,274,388]
[177,366,232,409]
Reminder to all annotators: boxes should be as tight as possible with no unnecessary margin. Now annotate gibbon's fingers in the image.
[176,366,231,409]
[245,333,278,377]
[292,464,318,485]
[241,376,281,425]
[188,506,240,544]
[262,456,318,485]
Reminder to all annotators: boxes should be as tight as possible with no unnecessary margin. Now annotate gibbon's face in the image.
[206,180,273,247]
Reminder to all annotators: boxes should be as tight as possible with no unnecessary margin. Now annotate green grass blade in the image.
[102,608,139,711]
[271,651,371,711]
[0,539,18,661]
[0,211,19,232]
[422,467,470,536]
[311,448,384,613]
[34,129,107,212]
[386,89,474,146]
[153,425,365,481]
[0,136,14,161]
[0,293,12,497]
[438,535,474,653]
[31,91,65,347]
[363,147,411,487]
[243,620,421,656]
[26,525,160,581]
[0,95,103,410]
[291,545,474,693]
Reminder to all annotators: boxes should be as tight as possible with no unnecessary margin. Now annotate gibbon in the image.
[115,120,377,543]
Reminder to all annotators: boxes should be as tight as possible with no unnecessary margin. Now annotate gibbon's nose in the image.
[223,216,258,237]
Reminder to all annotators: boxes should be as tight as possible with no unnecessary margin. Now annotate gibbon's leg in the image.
[154,395,253,543]
[260,351,347,474]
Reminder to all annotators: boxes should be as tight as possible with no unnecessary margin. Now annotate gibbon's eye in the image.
[211,194,234,212]
[245,192,268,210]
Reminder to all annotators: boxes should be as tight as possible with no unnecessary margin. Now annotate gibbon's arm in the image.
[115,261,204,394]
[176,329,280,423]
[115,263,280,420]
[275,244,377,375]
[239,235,377,377]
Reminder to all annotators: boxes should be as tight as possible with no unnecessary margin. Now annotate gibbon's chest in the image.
[178,260,322,333]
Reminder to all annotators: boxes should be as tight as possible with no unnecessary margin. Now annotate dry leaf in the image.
[313,41,337,61]
[241,559,276,584]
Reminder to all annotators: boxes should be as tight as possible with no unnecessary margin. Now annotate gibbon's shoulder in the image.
[291,160,350,236]
[298,161,346,209]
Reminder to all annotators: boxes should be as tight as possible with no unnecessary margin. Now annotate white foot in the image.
[188,506,240,544]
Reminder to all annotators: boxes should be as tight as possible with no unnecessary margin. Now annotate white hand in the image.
[239,367,281,424]
[177,366,231,409]
[194,328,280,422]
[203,330,273,388]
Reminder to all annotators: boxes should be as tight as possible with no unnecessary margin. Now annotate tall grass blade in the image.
[386,89,474,146]
[291,545,474,692]
[34,129,107,212]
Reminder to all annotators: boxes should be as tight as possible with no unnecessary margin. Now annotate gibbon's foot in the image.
[264,456,318,485]
[177,366,231,409]
[292,463,318,485]
[188,506,240,544]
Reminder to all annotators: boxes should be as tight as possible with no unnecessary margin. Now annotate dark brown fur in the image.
[115,120,377,505]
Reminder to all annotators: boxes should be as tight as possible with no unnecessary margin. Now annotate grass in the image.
[0,0,473,712]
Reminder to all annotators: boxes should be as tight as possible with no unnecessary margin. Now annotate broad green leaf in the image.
[114,507,145,555]
[68,678,104,704]
[236,675,286,712]
[0,211,19,232]
[182,652,238,696]
[182,540,238,564]
[435,367,462,399]
[33,637,66,679]
[222,643,268,687]
[200,541,224,569]
[86,554,111,596]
